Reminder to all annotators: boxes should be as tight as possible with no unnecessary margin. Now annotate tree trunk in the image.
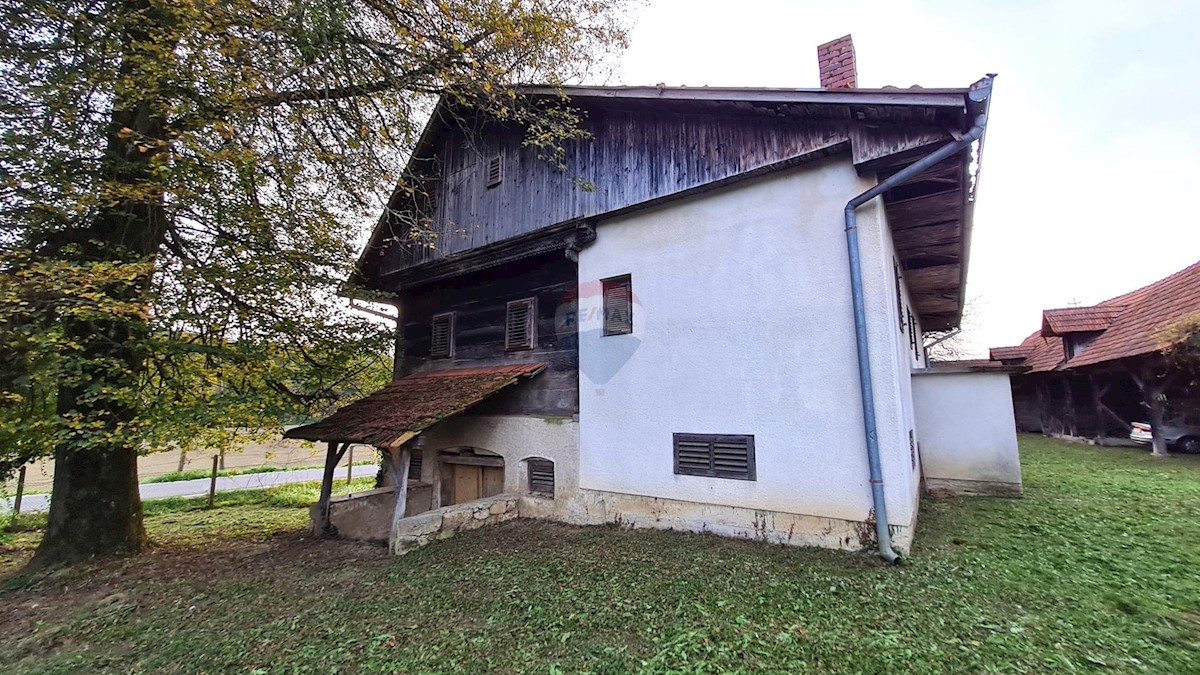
[28,0,177,569]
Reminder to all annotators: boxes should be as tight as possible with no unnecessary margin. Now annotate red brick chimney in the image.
[817,35,857,89]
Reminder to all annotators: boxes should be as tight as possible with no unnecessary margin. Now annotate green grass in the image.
[1,436,1198,673]
[142,462,375,484]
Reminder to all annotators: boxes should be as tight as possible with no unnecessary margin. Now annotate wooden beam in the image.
[905,264,961,292]
[885,191,963,230]
[317,441,350,536]
[383,445,412,545]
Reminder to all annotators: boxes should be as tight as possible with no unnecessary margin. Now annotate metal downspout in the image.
[843,83,991,563]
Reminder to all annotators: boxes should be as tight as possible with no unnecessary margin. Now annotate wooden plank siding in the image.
[399,251,579,417]
[375,108,863,275]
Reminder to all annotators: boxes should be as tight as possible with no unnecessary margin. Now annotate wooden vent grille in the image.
[602,275,633,336]
[527,458,555,496]
[486,155,503,187]
[673,433,755,481]
[408,451,423,481]
[505,298,536,351]
[431,312,454,359]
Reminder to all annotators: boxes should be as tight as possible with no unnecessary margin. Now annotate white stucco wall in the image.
[415,415,583,518]
[911,370,1023,495]
[576,158,918,531]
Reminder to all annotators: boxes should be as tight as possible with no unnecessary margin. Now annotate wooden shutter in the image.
[894,261,905,331]
[486,155,503,187]
[673,434,755,481]
[431,312,454,359]
[602,275,633,336]
[527,458,555,496]
[505,298,536,351]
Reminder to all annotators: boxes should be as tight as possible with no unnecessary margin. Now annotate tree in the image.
[0,0,629,567]
[1131,312,1200,457]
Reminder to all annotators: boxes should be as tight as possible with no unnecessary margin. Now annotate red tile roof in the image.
[993,259,1200,373]
[1040,305,1125,336]
[989,345,1031,361]
[284,363,545,446]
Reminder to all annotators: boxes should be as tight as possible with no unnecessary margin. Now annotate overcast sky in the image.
[607,0,1200,354]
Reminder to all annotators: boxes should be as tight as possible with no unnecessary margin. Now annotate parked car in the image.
[1130,420,1200,453]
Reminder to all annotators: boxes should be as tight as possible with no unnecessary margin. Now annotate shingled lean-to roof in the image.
[996,259,1200,373]
[284,364,545,447]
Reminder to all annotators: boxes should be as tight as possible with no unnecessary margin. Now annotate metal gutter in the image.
[842,75,994,564]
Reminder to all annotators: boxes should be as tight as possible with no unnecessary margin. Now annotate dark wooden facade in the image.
[357,84,992,332]
[397,251,578,417]
[1012,371,1142,438]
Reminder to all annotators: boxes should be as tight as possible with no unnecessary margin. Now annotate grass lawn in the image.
[1,435,1197,673]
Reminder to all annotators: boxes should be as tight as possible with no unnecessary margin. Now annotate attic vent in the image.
[527,458,555,496]
[431,312,454,359]
[486,154,503,187]
[602,275,632,336]
[505,298,536,351]
[673,433,756,481]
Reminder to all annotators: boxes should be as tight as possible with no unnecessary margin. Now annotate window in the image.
[527,458,555,496]
[505,298,536,351]
[673,433,755,481]
[431,312,454,359]
[894,260,905,331]
[602,275,633,336]
[486,154,503,187]
[408,450,423,482]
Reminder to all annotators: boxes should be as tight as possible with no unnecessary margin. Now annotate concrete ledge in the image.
[309,483,433,543]
[391,494,519,555]
[925,477,1023,498]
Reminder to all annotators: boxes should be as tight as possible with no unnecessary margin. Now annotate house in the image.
[286,36,1017,562]
[988,259,1200,453]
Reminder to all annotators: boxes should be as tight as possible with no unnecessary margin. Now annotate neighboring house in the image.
[988,259,1200,451]
[287,36,1016,561]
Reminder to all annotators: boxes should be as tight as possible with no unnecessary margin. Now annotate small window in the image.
[907,308,918,357]
[505,298,536,351]
[431,312,454,359]
[673,433,755,481]
[602,275,633,336]
[408,450,423,482]
[486,154,503,187]
[527,458,554,496]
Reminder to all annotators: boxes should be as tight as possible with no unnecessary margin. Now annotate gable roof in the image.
[284,364,545,447]
[1040,305,1125,336]
[995,259,1200,373]
[989,345,1031,361]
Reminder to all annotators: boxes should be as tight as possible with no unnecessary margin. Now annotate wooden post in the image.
[219,448,225,471]
[317,441,348,535]
[346,445,353,485]
[206,454,219,508]
[13,465,26,515]
[383,445,412,538]
[176,448,187,473]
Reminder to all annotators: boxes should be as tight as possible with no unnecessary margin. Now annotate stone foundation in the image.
[570,488,914,554]
[391,494,519,555]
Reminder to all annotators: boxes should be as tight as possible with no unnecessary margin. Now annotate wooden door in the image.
[452,465,482,504]
[482,466,504,498]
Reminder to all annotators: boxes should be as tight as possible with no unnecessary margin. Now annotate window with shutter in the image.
[673,434,755,481]
[527,458,554,496]
[601,275,633,336]
[486,154,503,187]
[431,312,454,359]
[505,298,536,351]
